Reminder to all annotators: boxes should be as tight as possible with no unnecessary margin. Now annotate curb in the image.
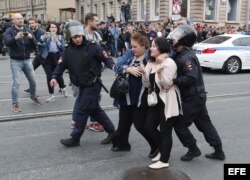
[0,105,117,122]
[1,92,250,122]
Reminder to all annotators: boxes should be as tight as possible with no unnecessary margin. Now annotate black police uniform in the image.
[173,46,223,150]
[52,40,115,141]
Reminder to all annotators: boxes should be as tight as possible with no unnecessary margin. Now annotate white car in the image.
[193,34,250,74]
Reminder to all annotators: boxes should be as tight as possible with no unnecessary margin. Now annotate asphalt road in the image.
[0,96,250,180]
[1,55,250,180]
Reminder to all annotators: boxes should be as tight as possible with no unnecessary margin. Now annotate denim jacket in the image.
[115,49,150,74]
[115,49,150,107]
[39,34,65,60]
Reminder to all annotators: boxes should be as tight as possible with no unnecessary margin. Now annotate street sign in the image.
[173,3,181,14]
[172,15,181,21]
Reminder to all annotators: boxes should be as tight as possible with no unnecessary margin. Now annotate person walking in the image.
[24,17,45,93]
[141,37,182,169]
[4,13,41,112]
[50,20,116,147]
[167,25,225,161]
[70,12,105,132]
[40,21,68,103]
[111,33,158,158]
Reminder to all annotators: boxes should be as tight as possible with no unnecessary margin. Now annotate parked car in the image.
[240,31,250,35]
[193,34,250,74]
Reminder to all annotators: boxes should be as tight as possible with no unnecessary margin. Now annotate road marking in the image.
[206,81,250,86]
[0,94,74,102]
[0,92,250,122]
[0,106,116,122]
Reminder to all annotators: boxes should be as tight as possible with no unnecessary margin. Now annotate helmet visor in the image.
[167,25,196,47]
[167,28,185,46]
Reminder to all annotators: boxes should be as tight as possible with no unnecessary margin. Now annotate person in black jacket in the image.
[4,13,41,113]
[50,20,116,147]
[24,17,45,93]
[167,25,225,161]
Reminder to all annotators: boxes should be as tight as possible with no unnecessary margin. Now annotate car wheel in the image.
[223,57,241,74]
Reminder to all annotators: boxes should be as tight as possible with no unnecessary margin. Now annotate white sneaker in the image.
[46,95,55,103]
[152,152,161,162]
[148,161,169,169]
[62,87,68,97]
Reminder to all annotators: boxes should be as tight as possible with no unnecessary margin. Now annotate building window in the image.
[180,0,188,18]
[150,0,159,20]
[204,0,217,21]
[139,0,146,20]
[227,0,238,22]
[109,2,113,16]
[81,6,84,20]
[41,14,44,22]
[101,3,105,20]
[93,4,97,14]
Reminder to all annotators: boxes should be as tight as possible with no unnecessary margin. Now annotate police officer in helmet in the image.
[50,20,116,147]
[167,25,225,161]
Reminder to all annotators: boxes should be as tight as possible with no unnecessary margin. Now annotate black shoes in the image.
[100,133,113,145]
[205,151,225,160]
[24,88,30,93]
[60,138,80,147]
[148,149,160,158]
[111,146,131,152]
[181,147,201,161]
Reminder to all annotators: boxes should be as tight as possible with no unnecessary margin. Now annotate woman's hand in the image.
[50,79,58,87]
[126,66,143,77]
[139,64,145,75]
[45,32,50,38]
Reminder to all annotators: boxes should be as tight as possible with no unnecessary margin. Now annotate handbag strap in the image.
[149,70,157,92]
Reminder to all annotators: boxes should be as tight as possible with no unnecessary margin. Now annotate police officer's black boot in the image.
[181,144,201,161]
[205,145,225,160]
[100,133,113,145]
[60,138,80,147]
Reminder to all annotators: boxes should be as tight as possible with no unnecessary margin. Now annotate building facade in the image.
[0,0,75,22]
[75,0,250,27]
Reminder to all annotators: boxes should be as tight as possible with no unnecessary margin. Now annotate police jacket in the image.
[4,26,36,60]
[173,47,206,100]
[52,40,115,88]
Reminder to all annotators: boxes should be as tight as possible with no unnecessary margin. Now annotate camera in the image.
[23,32,28,36]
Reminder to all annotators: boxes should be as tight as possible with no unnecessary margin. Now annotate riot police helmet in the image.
[66,20,84,37]
[167,25,197,48]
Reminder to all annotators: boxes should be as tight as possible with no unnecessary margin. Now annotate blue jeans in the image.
[10,59,36,104]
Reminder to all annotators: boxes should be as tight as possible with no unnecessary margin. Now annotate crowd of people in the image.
[2,12,230,170]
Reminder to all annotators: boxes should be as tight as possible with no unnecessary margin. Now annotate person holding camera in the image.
[4,13,41,112]
[39,21,68,103]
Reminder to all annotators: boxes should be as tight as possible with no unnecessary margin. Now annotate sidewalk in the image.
[0,54,8,60]
[0,92,116,122]
[0,54,117,122]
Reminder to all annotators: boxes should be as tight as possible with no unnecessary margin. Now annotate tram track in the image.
[1,92,250,122]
